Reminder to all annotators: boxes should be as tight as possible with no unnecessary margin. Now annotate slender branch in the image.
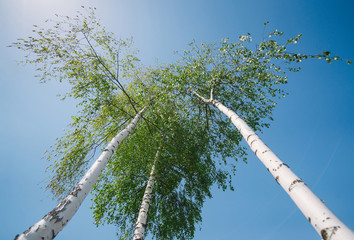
[81,31,138,114]
[191,89,212,104]
[205,104,210,130]
[210,87,214,101]
[104,99,134,119]
[117,52,120,80]
[82,32,121,89]
[135,183,148,195]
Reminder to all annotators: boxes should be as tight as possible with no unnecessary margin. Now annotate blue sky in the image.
[1,0,353,239]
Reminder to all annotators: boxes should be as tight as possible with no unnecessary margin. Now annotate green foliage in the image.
[12,9,233,239]
[10,7,153,199]
[12,6,349,240]
[44,79,149,199]
[152,28,348,189]
[10,7,141,115]
[91,101,225,240]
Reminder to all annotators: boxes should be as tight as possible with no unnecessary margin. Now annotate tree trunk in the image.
[133,148,160,240]
[195,91,353,240]
[15,106,147,240]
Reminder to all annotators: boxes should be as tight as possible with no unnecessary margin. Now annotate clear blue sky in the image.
[1,0,353,239]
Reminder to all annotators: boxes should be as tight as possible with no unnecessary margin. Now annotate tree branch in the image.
[191,89,212,104]
[81,31,139,114]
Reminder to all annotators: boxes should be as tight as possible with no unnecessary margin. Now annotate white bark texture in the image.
[133,149,160,240]
[15,106,147,240]
[211,98,353,240]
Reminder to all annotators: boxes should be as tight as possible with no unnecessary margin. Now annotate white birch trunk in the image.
[210,98,354,240]
[15,106,147,240]
[192,88,352,240]
[133,149,160,240]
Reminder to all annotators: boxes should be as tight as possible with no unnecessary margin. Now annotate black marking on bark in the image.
[247,134,255,141]
[262,150,269,154]
[275,176,280,184]
[14,235,19,240]
[103,149,109,152]
[267,168,269,172]
[283,163,290,168]
[255,149,258,155]
[42,238,44,240]
[23,226,32,235]
[52,229,56,238]
[320,226,340,240]
[133,237,144,240]
[276,163,289,170]
[308,217,311,223]
[288,179,304,192]
[45,198,71,223]
[111,149,114,154]
[250,139,257,146]
[321,229,328,240]
[70,185,82,197]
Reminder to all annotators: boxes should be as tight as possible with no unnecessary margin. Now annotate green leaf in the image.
[322,51,330,57]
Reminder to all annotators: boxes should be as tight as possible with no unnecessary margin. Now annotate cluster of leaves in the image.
[10,6,141,118]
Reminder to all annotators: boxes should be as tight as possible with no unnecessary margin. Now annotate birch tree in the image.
[15,106,146,240]
[133,147,160,240]
[91,99,234,240]
[159,30,354,239]
[10,6,147,199]
[11,7,154,239]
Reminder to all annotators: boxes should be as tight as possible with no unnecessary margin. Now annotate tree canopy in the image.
[11,6,352,240]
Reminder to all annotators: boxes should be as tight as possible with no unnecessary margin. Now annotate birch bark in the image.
[133,148,160,240]
[15,106,147,240]
[195,91,353,240]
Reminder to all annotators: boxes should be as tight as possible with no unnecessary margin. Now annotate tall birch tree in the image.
[133,147,160,240]
[91,99,235,240]
[11,7,154,239]
[15,106,146,240]
[10,6,147,199]
[159,30,353,239]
